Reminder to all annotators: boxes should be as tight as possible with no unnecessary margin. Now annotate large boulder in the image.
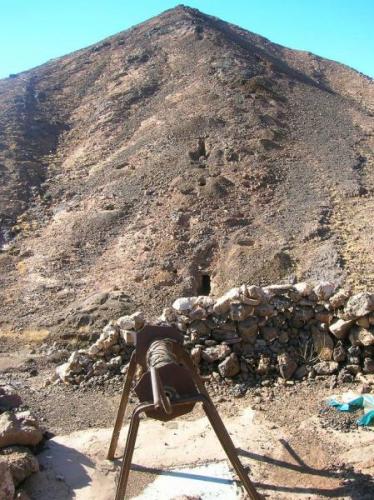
[294,282,313,297]
[262,326,279,342]
[0,461,15,499]
[158,307,177,323]
[238,317,258,343]
[94,323,120,352]
[172,297,197,314]
[213,288,240,315]
[55,351,92,383]
[314,361,339,375]
[329,319,354,339]
[92,360,108,376]
[293,306,314,323]
[329,289,351,309]
[55,361,72,383]
[344,292,374,319]
[277,353,297,380]
[117,311,145,331]
[229,302,254,321]
[311,327,334,361]
[0,385,22,412]
[313,281,335,301]
[245,285,266,302]
[349,326,374,347]
[333,342,346,362]
[202,345,231,363]
[254,303,275,317]
[190,346,202,366]
[263,284,294,296]
[0,446,39,486]
[188,320,211,337]
[256,355,271,376]
[363,358,374,374]
[0,411,43,448]
[218,353,240,378]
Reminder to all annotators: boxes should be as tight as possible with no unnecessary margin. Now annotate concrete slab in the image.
[21,402,374,499]
[24,407,259,499]
[133,462,243,499]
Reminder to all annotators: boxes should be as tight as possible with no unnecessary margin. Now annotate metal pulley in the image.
[135,337,198,420]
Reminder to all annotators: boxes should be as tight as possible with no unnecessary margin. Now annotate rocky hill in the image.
[0,5,373,339]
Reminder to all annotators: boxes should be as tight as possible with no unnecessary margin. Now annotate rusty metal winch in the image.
[107,324,260,500]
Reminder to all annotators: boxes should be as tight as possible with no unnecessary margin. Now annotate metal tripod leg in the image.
[114,403,153,500]
[202,398,261,500]
[177,347,260,500]
[107,351,137,460]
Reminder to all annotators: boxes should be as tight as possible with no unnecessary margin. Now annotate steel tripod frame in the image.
[107,351,137,461]
[107,346,261,500]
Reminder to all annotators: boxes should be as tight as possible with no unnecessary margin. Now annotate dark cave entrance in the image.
[197,274,211,296]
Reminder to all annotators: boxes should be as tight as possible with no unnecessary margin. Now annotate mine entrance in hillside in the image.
[197,274,211,295]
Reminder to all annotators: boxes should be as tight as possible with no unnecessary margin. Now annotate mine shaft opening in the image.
[198,274,211,296]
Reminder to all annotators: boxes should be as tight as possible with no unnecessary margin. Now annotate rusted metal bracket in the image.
[107,325,261,500]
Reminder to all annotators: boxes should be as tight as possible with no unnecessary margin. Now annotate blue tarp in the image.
[327,394,374,426]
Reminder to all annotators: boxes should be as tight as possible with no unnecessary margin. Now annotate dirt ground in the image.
[1,339,374,499]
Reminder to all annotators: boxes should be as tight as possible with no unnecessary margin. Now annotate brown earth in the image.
[0,5,373,340]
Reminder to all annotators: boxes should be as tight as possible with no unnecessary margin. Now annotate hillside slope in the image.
[0,5,373,337]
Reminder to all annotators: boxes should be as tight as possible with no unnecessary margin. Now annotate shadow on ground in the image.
[239,438,374,499]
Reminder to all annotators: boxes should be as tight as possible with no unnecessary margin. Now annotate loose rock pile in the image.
[55,312,144,385]
[56,282,374,388]
[0,385,44,499]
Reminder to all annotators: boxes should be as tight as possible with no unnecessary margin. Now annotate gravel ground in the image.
[1,344,371,435]
[318,405,362,433]
[2,343,374,499]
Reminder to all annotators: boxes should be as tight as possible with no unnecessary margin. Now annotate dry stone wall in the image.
[55,281,374,386]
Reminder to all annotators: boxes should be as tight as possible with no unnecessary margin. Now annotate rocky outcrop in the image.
[55,281,374,386]
[0,412,43,448]
[0,385,43,499]
[0,446,39,486]
[0,460,15,499]
[0,386,22,412]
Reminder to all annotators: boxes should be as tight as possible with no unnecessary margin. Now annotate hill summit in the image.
[0,5,373,337]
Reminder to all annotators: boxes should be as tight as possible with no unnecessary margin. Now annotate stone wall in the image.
[56,281,374,386]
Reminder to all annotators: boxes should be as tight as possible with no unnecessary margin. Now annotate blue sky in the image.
[1,0,373,79]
